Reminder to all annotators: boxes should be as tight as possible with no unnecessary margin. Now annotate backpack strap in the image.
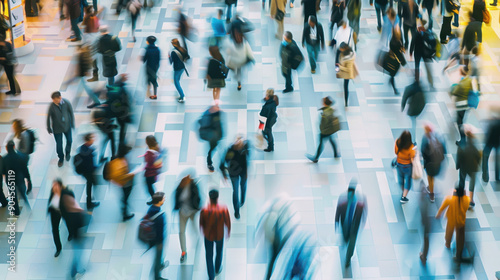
[150,211,164,221]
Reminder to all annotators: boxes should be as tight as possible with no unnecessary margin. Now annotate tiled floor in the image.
[1,0,500,279]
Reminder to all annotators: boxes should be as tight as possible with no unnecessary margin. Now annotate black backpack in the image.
[25,129,36,154]
[422,31,437,59]
[73,153,84,175]
[198,111,214,141]
[289,43,304,70]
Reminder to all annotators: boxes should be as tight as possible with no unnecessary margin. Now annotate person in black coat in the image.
[401,81,426,143]
[0,36,20,96]
[410,25,434,88]
[143,36,161,100]
[388,27,406,95]
[400,0,419,49]
[146,192,168,280]
[2,141,31,216]
[260,89,279,152]
[329,0,345,40]
[199,105,224,172]
[462,12,482,54]
[482,118,500,183]
[47,179,72,257]
[75,133,100,209]
[302,0,317,24]
[302,16,325,74]
[220,136,249,219]
[47,91,75,167]
[96,26,122,85]
[105,74,132,148]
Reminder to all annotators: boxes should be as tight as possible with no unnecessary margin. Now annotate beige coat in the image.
[270,0,287,19]
[337,51,358,80]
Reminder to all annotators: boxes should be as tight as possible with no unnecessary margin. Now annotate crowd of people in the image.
[1,0,500,279]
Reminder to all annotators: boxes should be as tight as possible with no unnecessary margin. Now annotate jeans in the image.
[145,176,156,197]
[179,211,196,253]
[83,172,96,205]
[174,69,185,98]
[122,182,133,217]
[397,163,412,191]
[403,24,416,49]
[204,238,224,280]
[414,54,433,87]
[458,169,476,192]
[440,16,452,42]
[282,68,292,90]
[262,118,276,150]
[207,141,218,166]
[343,79,349,106]
[98,131,115,162]
[154,243,164,280]
[306,43,320,71]
[81,77,100,104]
[49,208,63,252]
[375,3,387,29]
[314,133,339,159]
[456,110,467,143]
[452,12,459,27]
[226,4,234,21]
[482,144,500,181]
[54,129,72,162]
[426,8,433,30]
[70,234,84,277]
[70,18,81,40]
[230,173,247,215]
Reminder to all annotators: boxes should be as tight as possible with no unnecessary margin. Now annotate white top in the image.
[334,26,353,47]
[310,26,317,41]
[180,186,196,217]
[50,194,60,210]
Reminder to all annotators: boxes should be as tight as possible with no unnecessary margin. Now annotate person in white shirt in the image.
[332,21,354,64]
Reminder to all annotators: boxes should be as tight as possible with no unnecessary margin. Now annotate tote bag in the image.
[412,151,423,180]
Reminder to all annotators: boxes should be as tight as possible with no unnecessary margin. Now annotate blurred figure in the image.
[336,43,358,107]
[482,117,500,183]
[0,15,8,42]
[174,173,201,263]
[143,135,165,199]
[418,182,432,265]
[6,119,35,160]
[206,46,226,101]
[468,46,481,91]
[2,141,31,216]
[0,35,20,96]
[210,9,226,47]
[260,89,279,152]
[410,23,435,88]
[177,10,193,59]
[332,21,354,65]
[48,179,71,257]
[302,0,317,24]
[440,0,458,44]
[146,192,169,280]
[329,0,345,40]
[462,12,482,65]
[442,31,460,72]
[225,27,254,91]
[96,26,122,85]
[220,136,250,219]
[450,67,471,146]
[198,105,224,172]
[347,0,361,37]
[387,26,406,95]
[395,130,415,203]
[143,36,161,100]
[456,127,480,209]
[436,186,470,262]
[401,81,426,142]
[47,91,75,167]
[65,0,84,42]
[126,0,142,42]
[104,74,132,148]
[302,15,325,74]
[370,0,389,32]
[472,0,486,41]
[271,0,287,39]
[82,6,99,36]
[306,96,340,162]
[92,108,116,163]
[421,0,436,29]
[421,123,446,202]
[170,38,188,103]
[74,133,100,210]
[400,0,418,50]
[200,189,231,280]
[380,7,400,48]
[108,144,136,221]
[225,0,237,23]
[280,31,300,93]
[335,178,367,267]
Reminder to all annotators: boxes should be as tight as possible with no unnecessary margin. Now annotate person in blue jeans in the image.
[395,130,415,203]
[302,16,325,74]
[47,91,75,167]
[371,0,390,32]
[225,0,237,22]
[170,38,188,103]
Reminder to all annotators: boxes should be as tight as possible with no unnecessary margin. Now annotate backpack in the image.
[25,129,37,154]
[198,111,214,141]
[73,153,84,175]
[289,43,304,70]
[422,31,437,59]
[468,90,480,109]
[424,136,445,167]
[138,211,164,244]
[102,160,111,181]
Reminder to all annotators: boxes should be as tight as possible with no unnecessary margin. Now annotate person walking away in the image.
[329,0,345,40]
[108,144,136,221]
[198,105,224,172]
[206,46,226,101]
[48,179,72,257]
[177,11,192,59]
[143,36,161,100]
[380,7,400,48]
[400,0,418,50]
[170,38,189,103]
[472,0,486,42]
[280,31,302,93]
[2,141,31,216]
[306,96,340,162]
[47,91,75,167]
[334,178,367,267]
[395,130,416,203]
[92,108,116,163]
[259,89,279,152]
[225,0,237,23]
[146,192,169,280]
[302,16,325,74]
[482,117,500,183]
[104,74,132,147]
[347,0,361,37]
[370,0,389,32]
[270,0,287,39]
[211,9,226,47]
[143,135,165,200]
[200,189,231,280]
[66,0,85,42]
[456,128,480,209]
[225,30,254,91]
[74,133,100,210]
[336,43,358,107]
[421,123,446,202]
[435,187,470,262]
[410,23,436,88]
[440,0,458,44]
[174,173,201,263]
[450,67,471,146]
[387,26,406,95]
[302,0,317,24]
[401,81,426,141]
[0,36,20,96]
[461,12,482,66]
[220,136,249,219]
[96,26,122,85]
[126,0,142,42]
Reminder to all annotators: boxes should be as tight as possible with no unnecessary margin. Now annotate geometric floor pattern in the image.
[1,0,500,278]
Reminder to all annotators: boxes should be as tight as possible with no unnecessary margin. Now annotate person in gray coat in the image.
[47,91,75,167]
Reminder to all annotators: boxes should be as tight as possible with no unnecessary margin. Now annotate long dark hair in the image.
[397,130,413,151]
[454,186,465,206]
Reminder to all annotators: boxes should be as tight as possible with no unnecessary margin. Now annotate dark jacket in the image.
[456,139,481,173]
[2,150,30,187]
[471,0,485,22]
[335,191,367,242]
[330,0,345,24]
[47,99,75,134]
[409,30,426,58]
[105,81,132,122]
[0,41,15,66]
[279,40,296,72]
[143,44,161,73]
[389,34,406,66]
[422,0,437,10]
[484,119,500,148]
[78,144,96,174]
[421,133,447,176]
[401,82,426,117]
[220,141,249,177]
[207,58,226,79]
[169,48,186,71]
[302,23,325,48]
[200,110,224,142]
[400,0,419,27]
[462,21,482,51]
[302,0,317,22]
[174,180,201,211]
[97,34,122,77]
[147,205,165,244]
[347,0,362,21]
[319,106,336,135]
[260,98,278,126]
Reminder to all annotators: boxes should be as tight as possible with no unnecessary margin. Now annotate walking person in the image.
[395,130,416,203]
[450,67,472,146]
[143,135,165,200]
[400,0,419,50]
[177,11,192,59]
[198,105,224,172]
[380,7,400,48]
[334,178,367,267]
[211,9,226,47]
[174,173,201,263]
[48,179,71,258]
[347,0,362,37]
[146,192,169,280]
[440,0,458,44]
[435,187,470,262]
[92,108,116,164]
[336,43,358,107]
[302,15,325,74]
[74,133,100,210]
[410,24,435,88]
[126,0,142,42]
[0,36,20,96]
[206,46,226,101]
[104,74,132,148]
[302,0,317,24]
[47,91,75,167]
[280,31,301,93]
[225,29,254,91]
[387,26,406,95]
[482,118,500,183]
[370,0,390,32]
[329,0,345,40]
[456,127,481,209]
[2,141,31,216]
[421,123,446,203]
[461,12,482,66]
[169,38,188,103]
[220,136,249,219]
[401,81,426,142]
[225,0,237,23]
[108,144,137,221]
[143,36,161,100]
[332,21,354,64]
[270,0,287,39]
[306,96,340,162]
[6,119,34,160]
[200,189,231,280]
[66,0,84,42]
[259,89,279,152]
[96,26,122,85]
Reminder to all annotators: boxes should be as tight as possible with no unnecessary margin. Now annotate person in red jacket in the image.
[143,135,165,201]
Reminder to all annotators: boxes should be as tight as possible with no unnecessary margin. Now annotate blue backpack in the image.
[468,90,480,109]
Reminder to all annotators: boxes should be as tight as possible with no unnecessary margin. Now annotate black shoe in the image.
[87,102,100,109]
[58,160,64,167]
[5,91,15,95]
[123,213,135,222]
[283,88,293,93]
[54,250,61,258]
[215,265,223,276]
[306,154,318,163]
[235,212,240,219]
[400,196,409,204]
[377,26,381,32]
[483,173,489,183]
[87,201,100,209]
[208,164,215,172]
[440,39,449,45]
[264,148,274,152]
[491,2,498,6]
[65,154,71,162]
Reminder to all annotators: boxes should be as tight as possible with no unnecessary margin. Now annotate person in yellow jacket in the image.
[108,144,136,221]
[435,187,470,262]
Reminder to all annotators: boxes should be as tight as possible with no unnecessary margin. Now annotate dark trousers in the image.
[375,3,387,29]
[482,144,500,181]
[456,110,467,143]
[122,182,133,217]
[99,131,115,162]
[70,17,82,40]
[91,59,99,78]
[262,120,276,150]
[49,208,63,252]
[282,68,292,90]
[440,16,452,42]
[403,24,416,49]
[459,169,476,192]
[426,8,433,30]
[131,13,138,35]
[343,79,350,106]
[314,133,338,159]
[230,173,247,215]
[344,229,358,262]
[4,64,17,93]
[389,76,397,93]
[207,141,218,166]
[83,172,95,205]
[54,129,73,162]
[117,118,128,147]
[204,238,224,280]
[153,243,164,280]
[145,176,156,197]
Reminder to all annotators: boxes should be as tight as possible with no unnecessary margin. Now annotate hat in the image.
[147,192,165,205]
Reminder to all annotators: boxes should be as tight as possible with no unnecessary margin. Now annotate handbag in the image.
[274,0,285,21]
[412,151,423,180]
[483,8,491,25]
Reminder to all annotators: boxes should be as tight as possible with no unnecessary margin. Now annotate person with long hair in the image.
[169,38,188,103]
[336,42,358,107]
[395,130,415,203]
[436,186,470,262]
[259,89,279,152]
[206,46,226,101]
[6,119,32,157]
[143,135,165,200]
[225,28,254,91]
